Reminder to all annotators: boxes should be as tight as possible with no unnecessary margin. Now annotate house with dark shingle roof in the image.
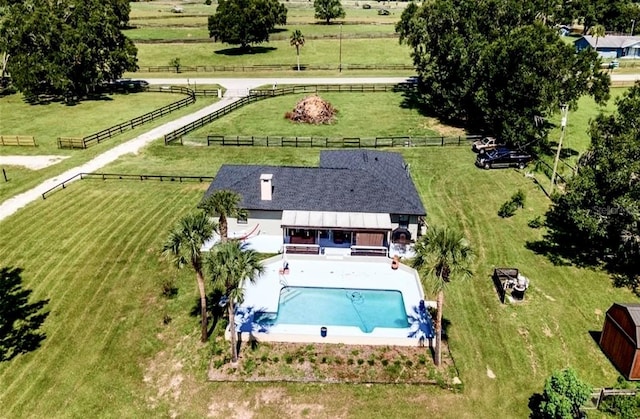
[575,35,640,59]
[204,150,426,255]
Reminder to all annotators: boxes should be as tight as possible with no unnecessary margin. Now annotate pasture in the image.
[126,0,413,76]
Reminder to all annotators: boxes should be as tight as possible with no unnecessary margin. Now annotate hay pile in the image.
[285,95,337,124]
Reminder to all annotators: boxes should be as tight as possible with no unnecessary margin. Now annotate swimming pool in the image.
[260,286,410,333]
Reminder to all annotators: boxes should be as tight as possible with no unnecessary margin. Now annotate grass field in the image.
[0,93,219,202]
[0,138,634,417]
[186,92,454,142]
[134,38,411,68]
[0,92,186,153]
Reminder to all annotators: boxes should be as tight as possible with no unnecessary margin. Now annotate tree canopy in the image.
[313,0,345,24]
[208,0,287,50]
[396,0,609,150]
[558,0,640,34]
[534,368,591,418]
[0,266,49,362]
[545,82,640,292]
[0,0,137,102]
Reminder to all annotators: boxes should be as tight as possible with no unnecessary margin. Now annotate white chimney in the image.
[260,174,273,201]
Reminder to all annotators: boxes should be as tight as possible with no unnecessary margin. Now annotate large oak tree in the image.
[396,0,609,149]
[0,0,137,102]
[208,0,287,50]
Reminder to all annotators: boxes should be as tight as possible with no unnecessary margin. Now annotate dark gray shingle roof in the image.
[204,150,426,215]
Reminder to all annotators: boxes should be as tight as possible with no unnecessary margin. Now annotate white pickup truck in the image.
[472,137,503,154]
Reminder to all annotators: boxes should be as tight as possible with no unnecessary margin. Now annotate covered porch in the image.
[282,210,391,256]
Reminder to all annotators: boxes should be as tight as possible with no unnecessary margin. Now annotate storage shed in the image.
[600,303,640,380]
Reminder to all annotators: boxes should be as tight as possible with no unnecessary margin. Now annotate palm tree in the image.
[162,211,217,342]
[207,240,264,363]
[290,30,305,71]
[412,226,474,366]
[199,190,246,243]
[588,24,605,48]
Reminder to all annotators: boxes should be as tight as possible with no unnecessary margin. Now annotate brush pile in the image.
[285,95,337,124]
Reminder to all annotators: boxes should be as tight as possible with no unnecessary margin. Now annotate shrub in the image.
[260,354,268,363]
[381,359,389,366]
[272,356,279,363]
[347,358,355,365]
[357,359,365,365]
[498,189,527,218]
[160,278,177,298]
[284,354,293,364]
[204,0,212,4]
[528,216,544,229]
[367,359,375,366]
[498,200,518,218]
[512,189,526,208]
[599,395,640,419]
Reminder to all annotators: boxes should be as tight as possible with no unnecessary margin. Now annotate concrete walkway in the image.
[0,95,241,221]
[0,77,411,222]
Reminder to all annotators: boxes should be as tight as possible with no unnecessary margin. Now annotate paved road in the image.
[146,77,414,97]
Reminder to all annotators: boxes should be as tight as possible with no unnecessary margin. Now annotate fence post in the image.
[458,136,461,146]
[441,137,444,146]
[217,89,222,98]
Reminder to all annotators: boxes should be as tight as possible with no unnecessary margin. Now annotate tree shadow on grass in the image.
[396,84,470,133]
[189,289,227,338]
[215,46,277,56]
[0,266,49,362]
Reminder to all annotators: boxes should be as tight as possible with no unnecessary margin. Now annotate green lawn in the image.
[124,23,396,41]
[186,92,449,142]
[134,38,411,68]
[0,141,633,417]
[0,92,186,152]
[0,94,219,202]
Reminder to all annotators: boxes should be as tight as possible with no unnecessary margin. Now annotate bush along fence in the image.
[0,135,37,147]
[57,86,195,150]
[205,134,482,148]
[164,83,415,145]
[41,172,215,199]
[139,63,414,73]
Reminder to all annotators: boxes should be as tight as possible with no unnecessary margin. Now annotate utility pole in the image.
[550,104,569,194]
[339,24,343,73]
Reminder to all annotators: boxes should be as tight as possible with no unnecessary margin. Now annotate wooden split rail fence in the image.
[57,86,195,150]
[41,172,215,199]
[206,135,481,148]
[0,135,37,147]
[164,83,415,145]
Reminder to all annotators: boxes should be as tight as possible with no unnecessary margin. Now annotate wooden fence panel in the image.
[0,135,37,147]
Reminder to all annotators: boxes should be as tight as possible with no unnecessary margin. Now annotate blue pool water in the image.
[264,286,410,333]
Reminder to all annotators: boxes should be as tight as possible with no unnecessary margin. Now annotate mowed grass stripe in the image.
[58,187,185,409]
[1,189,140,410]
[0,189,128,303]
[0,184,199,416]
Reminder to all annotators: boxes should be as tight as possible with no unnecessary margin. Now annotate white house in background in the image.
[203,150,427,256]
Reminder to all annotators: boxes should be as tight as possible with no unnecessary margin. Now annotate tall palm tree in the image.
[588,24,605,48]
[199,190,246,243]
[162,211,217,342]
[412,226,474,366]
[290,29,305,71]
[207,241,264,363]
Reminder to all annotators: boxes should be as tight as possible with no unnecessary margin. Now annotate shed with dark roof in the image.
[600,303,640,380]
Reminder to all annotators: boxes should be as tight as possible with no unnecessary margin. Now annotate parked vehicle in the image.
[475,148,533,170]
[102,78,149,93]
[471,136,504,153]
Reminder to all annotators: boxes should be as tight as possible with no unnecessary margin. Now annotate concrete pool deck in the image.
[236,254,434,346]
